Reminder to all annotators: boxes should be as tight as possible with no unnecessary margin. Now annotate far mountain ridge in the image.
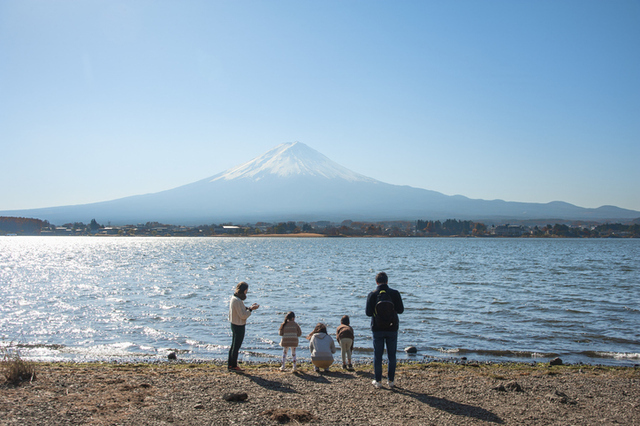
[0,142,637,225]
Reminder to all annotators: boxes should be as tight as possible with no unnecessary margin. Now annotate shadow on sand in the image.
[356,370,502,423]
[393,386,504,424]
[355,370,374,379]
[291,370,331,384]
[239,372,298,393]
[289,367,360,384]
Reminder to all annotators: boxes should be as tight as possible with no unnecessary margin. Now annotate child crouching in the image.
[307,323,336,372]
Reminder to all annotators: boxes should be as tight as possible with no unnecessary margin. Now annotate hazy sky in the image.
[2,0,639,212]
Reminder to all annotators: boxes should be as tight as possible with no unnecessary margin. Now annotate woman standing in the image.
[228,281,259,371]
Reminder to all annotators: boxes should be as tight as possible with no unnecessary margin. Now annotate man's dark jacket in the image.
[365,283,404,332]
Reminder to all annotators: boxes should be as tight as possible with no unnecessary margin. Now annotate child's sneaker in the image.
[347,364,353,370]
[314,366,320,372]
[291,365,297,372]
[372,380,382,389]
[342,364,348,370]
[279,365,286,371]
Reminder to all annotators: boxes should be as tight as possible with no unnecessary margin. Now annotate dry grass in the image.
[1,347,37,385]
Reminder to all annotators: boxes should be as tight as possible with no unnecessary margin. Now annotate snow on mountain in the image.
[209,142,377,183]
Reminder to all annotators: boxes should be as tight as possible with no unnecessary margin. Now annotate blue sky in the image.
[1,0,639,212]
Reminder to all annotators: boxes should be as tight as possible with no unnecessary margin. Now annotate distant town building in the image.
[215,225,242,234]
[493,224,527,237]
[312,221,332,229]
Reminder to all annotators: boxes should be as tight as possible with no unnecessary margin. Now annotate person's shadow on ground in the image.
[355,370,374,379]
[240,372,299,393]
[290,370,331,384]
[393,386,504,424]
[354,370,502,423]
[316,369,357,379]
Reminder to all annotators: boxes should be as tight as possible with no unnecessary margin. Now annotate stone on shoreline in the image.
[549,357,563,366]
[493,381,523,392]
[404,346,418,354]
[168,352,177,360]
[262,408,315,423]
[493,384,506,392]
[223,392,248,402]
[546,389,576,404]
[505,381,523,392]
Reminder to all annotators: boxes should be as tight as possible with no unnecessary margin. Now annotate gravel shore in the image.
[2,361,638,425]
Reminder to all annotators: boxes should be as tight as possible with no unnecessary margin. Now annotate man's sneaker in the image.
[291,365,297,372]
[372,380,382,389]
[347,364,353,370]
[279,365,286,371]
[342,364,348,370]
[388,380,395,388]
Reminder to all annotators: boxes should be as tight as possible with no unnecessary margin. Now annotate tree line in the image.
[0,217,49,235]
[530,223,640,238]
[1,216,638,237]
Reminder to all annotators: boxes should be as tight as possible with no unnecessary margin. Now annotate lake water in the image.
[1,237,638,366]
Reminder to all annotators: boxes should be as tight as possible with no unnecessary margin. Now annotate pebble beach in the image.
[2,360,639,425]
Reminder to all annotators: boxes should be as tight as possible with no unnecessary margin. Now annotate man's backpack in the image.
[374,289,398,331]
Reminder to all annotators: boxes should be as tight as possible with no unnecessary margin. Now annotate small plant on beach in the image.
[488,373,507,380]
[1,346,37,385]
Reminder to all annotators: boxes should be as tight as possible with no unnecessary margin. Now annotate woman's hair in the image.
[341,315,350,326]
[306,323,327,339]
[234,281,249,300]
[278,312,295,333]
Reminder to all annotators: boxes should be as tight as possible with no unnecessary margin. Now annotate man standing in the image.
[365,272,404,389]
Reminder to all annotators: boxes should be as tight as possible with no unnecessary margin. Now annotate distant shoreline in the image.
[3,233,639,238]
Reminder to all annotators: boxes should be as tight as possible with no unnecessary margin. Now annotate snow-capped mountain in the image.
[1,142,638,225]
[210,142,377,183]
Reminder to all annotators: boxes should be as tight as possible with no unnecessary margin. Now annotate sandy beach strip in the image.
[2,361,638,425]
[248,233,326,237]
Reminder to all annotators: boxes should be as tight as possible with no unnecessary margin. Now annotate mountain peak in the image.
[209,142,377,183]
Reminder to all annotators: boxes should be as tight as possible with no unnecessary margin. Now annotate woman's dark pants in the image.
[228,323,245,368]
